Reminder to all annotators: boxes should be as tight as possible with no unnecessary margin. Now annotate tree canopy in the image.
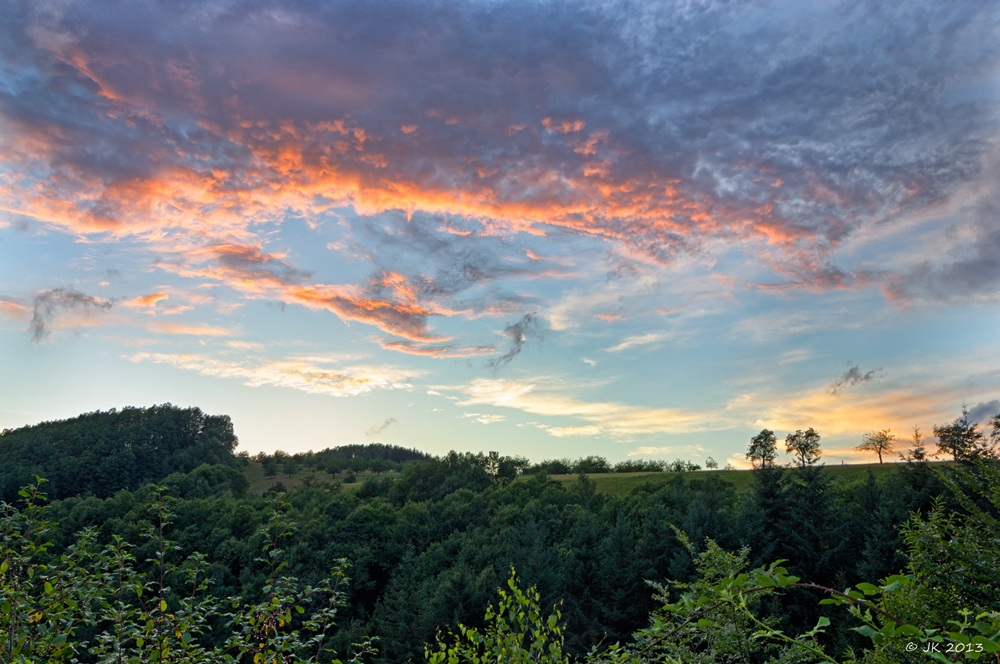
[746,429,778,469]
[0,404,240,502]
[785,428,822,467]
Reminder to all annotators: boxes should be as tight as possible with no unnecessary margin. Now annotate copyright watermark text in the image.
[905,641,986,654]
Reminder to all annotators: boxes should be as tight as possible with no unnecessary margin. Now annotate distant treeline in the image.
[250,448,710,480]
[528,455,710,474]
[248,443,434,479]
[0,404,239,502]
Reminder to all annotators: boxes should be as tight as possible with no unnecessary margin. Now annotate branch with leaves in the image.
[0,479,376,664]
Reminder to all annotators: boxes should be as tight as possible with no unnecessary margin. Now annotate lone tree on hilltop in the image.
[785,428,822,467]
[746,429,778,469]
[856,428,895,464]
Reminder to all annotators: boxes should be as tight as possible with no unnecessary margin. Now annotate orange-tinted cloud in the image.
[123,293,168,308]
[2,0,995,345]
[446,377,724,440]
[147,322,233,337]
[380,338,495,357]
[0,297,32,322]
[0,13,861,269]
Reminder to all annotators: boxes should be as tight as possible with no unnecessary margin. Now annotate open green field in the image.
[531,460,956,497]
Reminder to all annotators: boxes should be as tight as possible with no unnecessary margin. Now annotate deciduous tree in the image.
[856,428,895,464]
[785,428,822,467]
[746,429,777,469]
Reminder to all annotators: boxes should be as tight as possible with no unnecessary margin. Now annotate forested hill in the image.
[317,443,432,464]
[0,404,239,502]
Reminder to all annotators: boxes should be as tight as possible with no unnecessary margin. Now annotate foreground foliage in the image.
[453,462,1000,664]
[0,480,373,663]
[4,455,994,663]
[5,463,1000,664]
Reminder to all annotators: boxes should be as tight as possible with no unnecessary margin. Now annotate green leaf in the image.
[816,616,831,629]
[880,575,910,592]
[776,573,800,587]
[879,622,896,637]
[45,581,54,596]
[160,599,168,612]
[296,605,305,614]
[856,583,880,596]
[0,561,7,575]
[971,636,1000,652]
[974,622,994,636]
[697,619,714,627]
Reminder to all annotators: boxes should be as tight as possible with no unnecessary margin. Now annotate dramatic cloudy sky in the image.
[2,0,999,466]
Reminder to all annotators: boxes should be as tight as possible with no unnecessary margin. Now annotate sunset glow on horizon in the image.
[3,0,1000,467]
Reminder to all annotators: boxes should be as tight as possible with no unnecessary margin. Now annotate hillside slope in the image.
[0,404,239,501]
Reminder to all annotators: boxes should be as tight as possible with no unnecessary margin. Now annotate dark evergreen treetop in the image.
[0,404,239,502]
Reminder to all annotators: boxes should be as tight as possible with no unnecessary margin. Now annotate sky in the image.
[2,0,1000,468]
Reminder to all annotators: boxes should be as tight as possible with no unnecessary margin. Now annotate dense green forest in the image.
[0,405,240,502]
[2,405,999,663]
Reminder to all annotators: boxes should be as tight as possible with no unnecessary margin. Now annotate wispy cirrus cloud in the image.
[604,332,671,353]
[0,297,32,322]
[462,412,506,425]
[447,377,723,440]
[146,322,234,337]
[128,352,424,397]
[379,338,495,357]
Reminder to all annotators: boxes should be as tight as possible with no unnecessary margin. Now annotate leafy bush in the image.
[613,459,665,473]
[425,571,570,664]
[0,479,374,663]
